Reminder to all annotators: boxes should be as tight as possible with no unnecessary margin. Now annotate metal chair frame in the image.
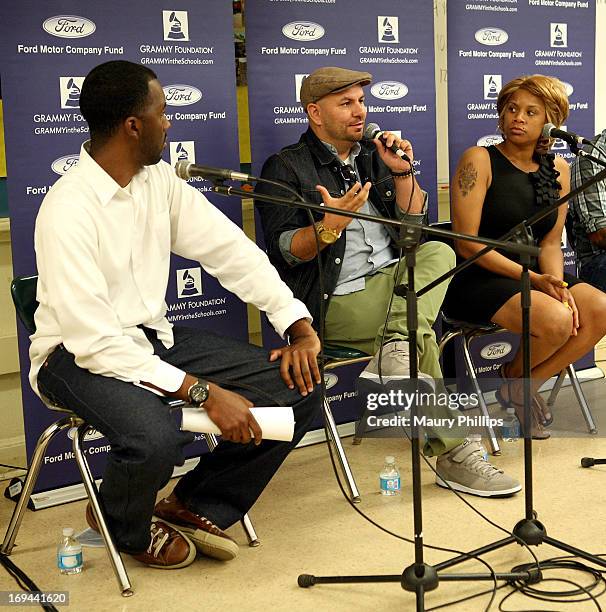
[2,275,259,597]
[439,316,598,457]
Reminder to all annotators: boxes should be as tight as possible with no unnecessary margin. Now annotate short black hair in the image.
[79,60,158,141]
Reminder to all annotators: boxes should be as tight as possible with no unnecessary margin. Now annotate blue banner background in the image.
[0,0,242,492]
[446,0,596,382]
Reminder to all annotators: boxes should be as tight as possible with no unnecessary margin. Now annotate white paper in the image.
[181,406,295,442]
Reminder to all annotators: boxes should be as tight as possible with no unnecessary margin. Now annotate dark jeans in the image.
[579,251,606,293]
[37,326,320,553]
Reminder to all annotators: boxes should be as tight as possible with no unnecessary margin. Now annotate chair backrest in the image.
[11,275,39,334]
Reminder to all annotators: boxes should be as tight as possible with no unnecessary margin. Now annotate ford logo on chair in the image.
[480,342,512,360]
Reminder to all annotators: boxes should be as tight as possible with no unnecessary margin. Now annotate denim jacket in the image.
[255,128,417,329]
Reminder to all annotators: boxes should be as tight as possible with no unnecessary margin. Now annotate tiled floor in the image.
[1,373,606,611]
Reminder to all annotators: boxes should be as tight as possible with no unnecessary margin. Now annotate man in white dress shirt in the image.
[30,60,335,569]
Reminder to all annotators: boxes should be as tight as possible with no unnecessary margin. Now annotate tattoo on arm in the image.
[458,163,478,197]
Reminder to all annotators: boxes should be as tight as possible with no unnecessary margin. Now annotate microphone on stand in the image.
[364,122,411,163]
[581,457,606,468]
[542,123,592,147]
[175,160,252,182]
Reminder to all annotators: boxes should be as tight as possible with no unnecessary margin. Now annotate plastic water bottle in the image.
[57,528,83,574]
[501,408,520,442]
[469,434,489,461]
[380,456,401,496]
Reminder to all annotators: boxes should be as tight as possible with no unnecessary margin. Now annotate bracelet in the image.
[391,168,413,178]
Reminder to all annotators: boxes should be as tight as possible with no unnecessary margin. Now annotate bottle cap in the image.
[63,527,74,537]
[385,455,395,464]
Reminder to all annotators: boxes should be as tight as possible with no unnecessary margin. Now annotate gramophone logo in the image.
[169,141,195,168]
[378,17,399,44]
[51,154,79,175]
[163,10,189,41]
[59,77,84,109]
[550,23,567,48]
[483,75,501,100]
[295,74,309,103]
[177,268,203,299]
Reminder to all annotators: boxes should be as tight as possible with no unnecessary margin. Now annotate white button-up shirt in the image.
[29,142,310,395]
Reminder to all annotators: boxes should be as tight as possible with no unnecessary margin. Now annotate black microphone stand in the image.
[301,157,606,607]
[206,177,546,609]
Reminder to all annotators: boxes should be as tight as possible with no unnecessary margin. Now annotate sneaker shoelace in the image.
[148,523,170,558]
[463,450,503,479]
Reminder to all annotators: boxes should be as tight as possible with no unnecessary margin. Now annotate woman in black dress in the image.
[446,75,606,438]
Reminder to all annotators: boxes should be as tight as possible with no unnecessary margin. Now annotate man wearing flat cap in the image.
[255,66,521,498]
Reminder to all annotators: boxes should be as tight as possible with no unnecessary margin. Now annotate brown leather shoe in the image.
[154,495,239,561]
[85,503,196,569]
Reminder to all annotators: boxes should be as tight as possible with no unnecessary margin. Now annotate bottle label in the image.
[380,476,400,492]
[58,552,83,570]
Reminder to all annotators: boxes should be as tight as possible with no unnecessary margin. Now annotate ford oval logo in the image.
[282,21,325,41]
[480,342,512,360]
[51,154,79,175]
[561,81,574,96]
[163,84,202,106]
[474,27,509,46]
[43,15,96,38]
[324,373,339,390]
[476,134,504,147]
[371,81,408,100]
[67,427,105,442]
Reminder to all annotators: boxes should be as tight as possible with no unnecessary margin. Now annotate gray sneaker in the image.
[435,439,521,497]
[358,340,434,390]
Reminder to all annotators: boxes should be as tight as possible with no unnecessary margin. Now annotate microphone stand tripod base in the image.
[401,563,439,593]
[513,517,546,546]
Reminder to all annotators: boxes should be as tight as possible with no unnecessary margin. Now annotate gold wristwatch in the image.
[314,221,341,245]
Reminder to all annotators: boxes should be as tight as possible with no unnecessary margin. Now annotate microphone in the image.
[581,457,606,468]
[175,160,252,182]
[541,123,592,147]
[364,122,411,163]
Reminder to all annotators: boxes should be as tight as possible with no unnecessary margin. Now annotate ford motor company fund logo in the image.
[480,342,512,360]
[324,373,338,390]
[43,15,96,38]
[282,21,325,41]
[371,81,408,100]
[163,84,202,106]
[474,27,508,46]
[561,81,574,96]
[477,134,503,147]
[51,154,79,175]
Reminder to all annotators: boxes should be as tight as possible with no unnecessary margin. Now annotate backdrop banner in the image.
[447,0,596,383]
[245,0,437,426]
[0,0,242,494]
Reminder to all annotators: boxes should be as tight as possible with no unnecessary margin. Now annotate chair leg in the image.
[323,398,361,503]
[567,365,598,434]
[74,425,133,597]
[547,369,566,406]
[463,336,501,456]
[203,433,260,546]
[2,417,74,555]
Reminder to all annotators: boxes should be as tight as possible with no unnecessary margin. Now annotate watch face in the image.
[189,382,209,405]
[319,230,338,244]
